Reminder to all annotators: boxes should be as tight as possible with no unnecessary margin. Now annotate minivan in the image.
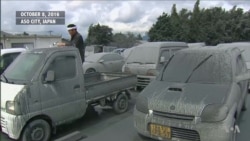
[122,41,188,89]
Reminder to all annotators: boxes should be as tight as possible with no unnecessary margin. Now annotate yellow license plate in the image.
[150,124,171,139]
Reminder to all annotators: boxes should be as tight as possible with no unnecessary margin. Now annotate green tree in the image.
[148,0,250,45]
[148,12,172,41]
[110,32,139,48]
[136,34,143,40]
[86,23,113,45]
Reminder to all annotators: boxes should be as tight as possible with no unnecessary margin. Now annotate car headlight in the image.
[6,101,21,115]
[135,96,149,114]
[201,104,229,122]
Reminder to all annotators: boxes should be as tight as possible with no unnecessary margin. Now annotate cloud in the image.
[108,2,144,23]
[1,0,250,40]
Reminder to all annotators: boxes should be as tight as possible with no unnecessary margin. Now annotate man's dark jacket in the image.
[67,32,85,62]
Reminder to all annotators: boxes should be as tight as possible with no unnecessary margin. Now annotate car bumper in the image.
[1,110,25,140]
[134,108,234,141]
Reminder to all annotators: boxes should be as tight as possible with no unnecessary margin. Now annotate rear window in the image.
[127,47,158,64]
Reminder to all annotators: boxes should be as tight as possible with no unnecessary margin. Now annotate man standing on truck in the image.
[57,24,85,62]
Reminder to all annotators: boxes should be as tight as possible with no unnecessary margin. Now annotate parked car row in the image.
[1,42,249,141]
[92,41,249,141]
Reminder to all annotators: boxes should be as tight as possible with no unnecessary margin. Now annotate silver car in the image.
[83,53,125,73]
[134,47,250,141]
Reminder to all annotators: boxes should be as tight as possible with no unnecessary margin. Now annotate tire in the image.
[113,94,129,114]
[21,119,51,141]
[136,86,143,91]
[86,68,96,73]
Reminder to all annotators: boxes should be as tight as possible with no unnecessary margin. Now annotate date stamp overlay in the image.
[16,11,65,25]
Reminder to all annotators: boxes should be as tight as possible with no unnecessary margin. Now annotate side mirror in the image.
[99,59,104,63]
[45,70,55,83]
[236,71,250,83]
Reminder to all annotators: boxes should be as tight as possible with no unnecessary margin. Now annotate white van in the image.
[122,41,188,89]
[0,48,26,74]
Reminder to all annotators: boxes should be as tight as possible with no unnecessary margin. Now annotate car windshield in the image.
[3,53,44,83]
[161,51,232,84]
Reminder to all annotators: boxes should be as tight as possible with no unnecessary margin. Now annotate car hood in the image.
[1,82,25,109]
[143,80,231,117]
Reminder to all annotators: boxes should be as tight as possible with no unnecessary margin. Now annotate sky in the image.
[1,0,250,39]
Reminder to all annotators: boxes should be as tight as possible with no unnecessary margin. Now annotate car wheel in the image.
[113,94,129,114]
[21,119,51,141]
[136,86,143,91]
[86,68,96,73]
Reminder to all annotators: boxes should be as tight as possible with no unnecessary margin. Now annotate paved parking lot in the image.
[1,91,250,141]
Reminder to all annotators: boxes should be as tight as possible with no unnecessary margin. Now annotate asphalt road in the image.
[1,91,250,141]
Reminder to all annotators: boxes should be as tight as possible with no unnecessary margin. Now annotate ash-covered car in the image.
[134,46,250,141]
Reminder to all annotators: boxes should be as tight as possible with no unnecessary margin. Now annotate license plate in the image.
[150,124,171,139]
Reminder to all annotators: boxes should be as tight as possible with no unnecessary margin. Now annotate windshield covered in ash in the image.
[161,51,232,84]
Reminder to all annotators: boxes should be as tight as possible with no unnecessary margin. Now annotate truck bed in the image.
[84,72,137,103]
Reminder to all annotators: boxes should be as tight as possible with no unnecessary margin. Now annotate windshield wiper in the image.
[1,73,9,83]
[127,62,142,64]
[185,55,213,83]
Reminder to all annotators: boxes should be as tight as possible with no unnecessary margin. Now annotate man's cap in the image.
[67,24,77,30]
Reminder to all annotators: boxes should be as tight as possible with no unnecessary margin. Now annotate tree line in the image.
[85,0,250,46]
[85,23,142,48]
[149,0,250,45]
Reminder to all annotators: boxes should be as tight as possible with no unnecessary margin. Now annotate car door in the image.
[111,54,124,72]
[39,51,83,124]
[99,54,114,72]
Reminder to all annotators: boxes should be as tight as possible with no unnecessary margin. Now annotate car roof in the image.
[178,46,241,56]
[134,41,188,49]
[1,48,26,55]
